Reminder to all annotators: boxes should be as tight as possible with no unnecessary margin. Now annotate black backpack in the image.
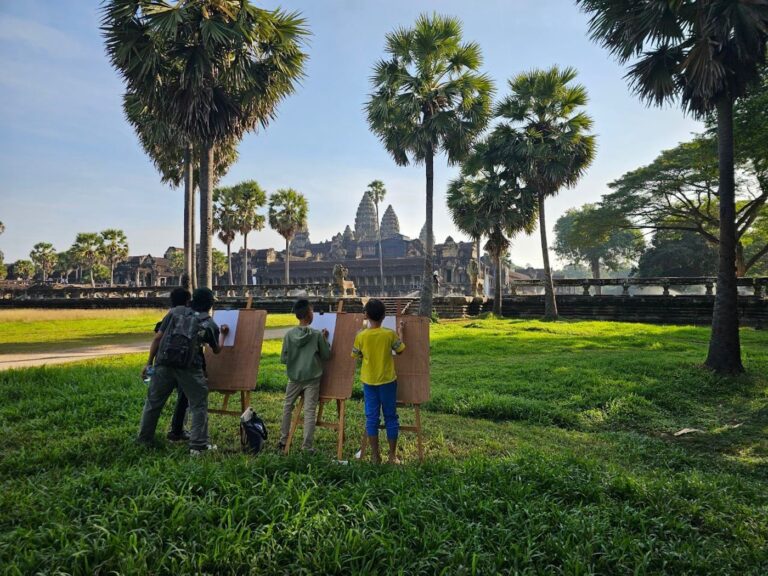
[240,408,268,455]
[157,308,208,368]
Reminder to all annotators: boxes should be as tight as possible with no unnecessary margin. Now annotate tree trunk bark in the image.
[376,204,384,296]
[494,252,502,316]
[183,145,194,290]
[110,262,115,287]
[705,99,743,374]
[476,235,482,297]
[191,182,197,290]
[285,238,291,284]
[419,146,435,317]
[242,233,249,286]
[90,267,95,288]
[227,243,233,285]
[591,258,601,296]
[538,190,558,320]
[735,242,746,278]
[198,143,214,289]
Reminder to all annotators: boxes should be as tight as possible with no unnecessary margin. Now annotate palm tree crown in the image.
[576,0,768,115]
[268,188,308,285]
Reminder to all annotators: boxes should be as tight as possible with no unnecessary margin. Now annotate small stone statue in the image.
[333,263,356,297]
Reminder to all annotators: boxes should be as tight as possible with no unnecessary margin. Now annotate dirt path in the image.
[0,328,290,371]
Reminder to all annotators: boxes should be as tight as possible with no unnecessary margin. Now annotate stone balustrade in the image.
[507,277,768,298]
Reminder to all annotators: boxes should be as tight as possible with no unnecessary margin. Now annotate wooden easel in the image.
[285,395,347,460]
[283,301,362,459]
[206,297,265,418]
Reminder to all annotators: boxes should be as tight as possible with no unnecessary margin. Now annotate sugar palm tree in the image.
[29,242,57,282]
[70,233,105,288]
[367,180,387,293]
[366,13,494,316]
[450,136,538,315]
[447,181,486,296]
[100,229,129,286]
[123,92,239,289]
[103,1,309,289]
[268,189,308,285]
[231,180,266,285]
[214,187,239,285]
[577,1,768,373]
[495,67,596,320]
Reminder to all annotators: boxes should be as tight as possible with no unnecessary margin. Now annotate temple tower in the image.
[380,204,400,239]
[354,192,379,241]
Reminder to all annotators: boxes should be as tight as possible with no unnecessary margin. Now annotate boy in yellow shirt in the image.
[352,299,406,464]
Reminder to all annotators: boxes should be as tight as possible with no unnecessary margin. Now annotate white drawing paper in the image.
[213,309,240,347]
[311,312,337,346]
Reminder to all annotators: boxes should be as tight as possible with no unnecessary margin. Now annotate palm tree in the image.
[0,221,5,264]
[29,242,58,282]
[495,67,596,320]
[367,180,387,293]
[123,92,239,290]
[212,248,228,285]
[231,181,267,286]
[103,1,309,289]
[577,2,768,373]
[268,189,308,285]
[214,187,239,285]
[446,181,485,296]
[366,13,494,317]
[100,229,129,286]
[449,136,538,315]
[70,233,104,288]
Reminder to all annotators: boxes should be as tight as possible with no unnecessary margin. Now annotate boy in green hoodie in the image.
[277,299,332,452]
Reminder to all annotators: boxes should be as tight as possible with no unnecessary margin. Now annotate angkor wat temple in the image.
[236,192,494,296]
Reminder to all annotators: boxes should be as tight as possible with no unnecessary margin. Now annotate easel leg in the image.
[337,400,345,461]
[285,396,304,455]
[221,393,231,412]
[415,404,424,462]
[241,390,251,413]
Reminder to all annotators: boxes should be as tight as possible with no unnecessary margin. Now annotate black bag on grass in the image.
[240,407,268,455]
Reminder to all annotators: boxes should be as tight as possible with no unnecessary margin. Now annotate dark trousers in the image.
[169,388,189,434]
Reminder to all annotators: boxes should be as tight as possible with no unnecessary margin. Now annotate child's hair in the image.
[170,287,191,307]
[363,299,386,322]
[191,288,215,312]
[292,299,312,320]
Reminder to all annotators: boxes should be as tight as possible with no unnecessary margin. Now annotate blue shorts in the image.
[363,381,399,439]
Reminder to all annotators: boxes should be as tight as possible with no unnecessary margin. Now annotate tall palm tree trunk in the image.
[182,145,194,290]
[89,266,95,288]
[285,238,291,284]
[191,183,197,290]
[419,146,435,317]
[475,235,482,297]
[110,262,115,287]
[242,233,249,286]
[538,190,558,320]
[198,143,214,289]
[590,258,601,296]
[705,99,743,374]
[227,243,233,285]
[376,204,384,295]
[493,252,502,316]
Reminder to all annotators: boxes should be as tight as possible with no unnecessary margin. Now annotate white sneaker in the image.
[189,444,218,456]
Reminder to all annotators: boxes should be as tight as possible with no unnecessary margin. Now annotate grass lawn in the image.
[0,309,297,354]
[1,319,767,574]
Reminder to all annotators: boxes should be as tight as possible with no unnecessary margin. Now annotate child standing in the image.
[352,299,406,464]
[278,299,331,452]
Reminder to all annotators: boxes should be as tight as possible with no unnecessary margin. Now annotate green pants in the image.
[138,365,210,450]
[279,378,320,449]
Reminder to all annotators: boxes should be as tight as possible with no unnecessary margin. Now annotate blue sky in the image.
[0,0,702,267]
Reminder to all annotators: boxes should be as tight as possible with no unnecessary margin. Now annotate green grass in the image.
[0,309,296,354]
[1,319,767,574]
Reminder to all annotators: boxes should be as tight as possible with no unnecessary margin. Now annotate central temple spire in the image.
[354,191,379,241]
